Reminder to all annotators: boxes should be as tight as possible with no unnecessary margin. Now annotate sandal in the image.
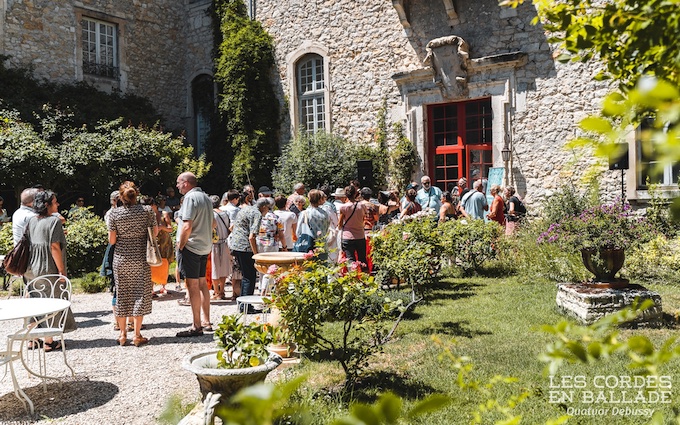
[27,339,44,350]
[44,341,62,352]
[176,328,204,337]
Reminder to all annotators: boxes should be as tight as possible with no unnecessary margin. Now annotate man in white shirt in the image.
[416,175,442,211]
[12,188,38,245]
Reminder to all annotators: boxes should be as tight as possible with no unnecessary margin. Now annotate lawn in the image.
[282,275,680,424]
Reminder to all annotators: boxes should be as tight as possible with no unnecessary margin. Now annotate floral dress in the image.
[256,211,280,253]
[108,205,157,317]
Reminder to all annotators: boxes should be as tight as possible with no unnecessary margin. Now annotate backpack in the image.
[509,196,526,216]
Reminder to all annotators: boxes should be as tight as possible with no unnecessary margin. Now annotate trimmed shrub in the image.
[439,219,505,276]
[78,272,109,293]
[624,235,680,283]
[0,223,12,255]
[65,208,108,276]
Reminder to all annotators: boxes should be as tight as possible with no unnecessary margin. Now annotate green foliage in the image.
[370,213,444,292]
[0,56,162,130]
[77,271,109,294]
[158,394,197,425]
[537,201,651,252]
[542,184,595,226]
[273,132,381,194]
[64,207,108,276]
[271,253,395,385]
[625,235,680,283]
[645,183,678,238]
[333,392,451,425]
[498,220,589,282]
[0,222,13,255]
[214,314,274,369]
[0,109,208,202]
[502,0,679,90]
[213,0,280,188]
[389,122,418,191]
[539,299,677,377]
[439,219,505,276]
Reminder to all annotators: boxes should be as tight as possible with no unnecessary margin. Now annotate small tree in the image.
[270,252,396,386]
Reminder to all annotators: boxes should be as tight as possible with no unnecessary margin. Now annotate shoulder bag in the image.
[3,227,31,276]
[293,211,315,253]
[147,226,163,267]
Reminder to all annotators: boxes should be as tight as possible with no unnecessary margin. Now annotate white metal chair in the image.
[13,274,75,387]
[236,274,273,324]
[1,336,32,413]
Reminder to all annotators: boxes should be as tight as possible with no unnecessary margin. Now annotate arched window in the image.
[296,54,326,134]
[191,74,214,156]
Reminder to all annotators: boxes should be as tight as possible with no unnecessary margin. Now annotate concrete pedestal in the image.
[556,283,663,326]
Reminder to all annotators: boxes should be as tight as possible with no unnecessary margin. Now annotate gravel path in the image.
[0,287,242,424]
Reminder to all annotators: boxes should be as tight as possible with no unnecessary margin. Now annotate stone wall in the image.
[0,0,214,133]
[257,0,624,207]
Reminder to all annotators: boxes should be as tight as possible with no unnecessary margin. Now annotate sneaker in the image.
[176,328,204,337]
[178,298,191,306]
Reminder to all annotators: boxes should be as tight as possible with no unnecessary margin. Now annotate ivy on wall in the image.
[211,0,280,189]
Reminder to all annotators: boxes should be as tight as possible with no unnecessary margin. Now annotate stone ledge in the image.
[556,283,663,326]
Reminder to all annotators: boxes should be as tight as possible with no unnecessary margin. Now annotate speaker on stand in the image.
[357,160,373,190]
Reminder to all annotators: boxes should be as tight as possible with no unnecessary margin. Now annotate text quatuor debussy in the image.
[548,375,672,416]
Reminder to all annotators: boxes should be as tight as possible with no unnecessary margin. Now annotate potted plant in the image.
[182,314,282,424]
[538,201,650,284]
[266,323,297,358]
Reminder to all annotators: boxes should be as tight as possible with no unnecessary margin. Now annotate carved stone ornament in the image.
[423,35,470,99]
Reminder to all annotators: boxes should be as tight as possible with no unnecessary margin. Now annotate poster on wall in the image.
[484,167,505,219]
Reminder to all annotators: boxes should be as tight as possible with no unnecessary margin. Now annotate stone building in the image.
[257,0,678,205]
[1,0,676,206]
[0,0,215,156]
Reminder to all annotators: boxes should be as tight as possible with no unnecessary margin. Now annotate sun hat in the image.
[257,186,273,196]
[331,188,347,198]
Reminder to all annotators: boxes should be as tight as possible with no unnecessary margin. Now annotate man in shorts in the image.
[175,172,214,337]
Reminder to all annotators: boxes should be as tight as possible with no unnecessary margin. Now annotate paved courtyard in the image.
[0,288,242,424]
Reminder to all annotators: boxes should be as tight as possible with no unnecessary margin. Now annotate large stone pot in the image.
[182,351,282,424]
[252,251,306,274]
[580,248,626,284]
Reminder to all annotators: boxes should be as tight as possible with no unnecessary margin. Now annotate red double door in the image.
[427,98,493,192]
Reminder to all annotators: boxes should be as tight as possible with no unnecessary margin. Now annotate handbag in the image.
[146,227,163,267]
[3,228,30,275]
[293,211,315,253]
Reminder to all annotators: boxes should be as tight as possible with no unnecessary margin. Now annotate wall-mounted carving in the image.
[442,0,458,21]
[392,0,411,30]
[423,35,470,99]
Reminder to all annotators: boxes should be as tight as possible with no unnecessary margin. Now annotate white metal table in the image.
[0,297,71,414]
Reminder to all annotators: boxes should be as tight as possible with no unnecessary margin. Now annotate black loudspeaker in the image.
[357,160,373,189]
[608,143,629,170]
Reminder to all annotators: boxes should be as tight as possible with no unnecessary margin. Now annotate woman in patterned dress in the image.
[108,182,157,347]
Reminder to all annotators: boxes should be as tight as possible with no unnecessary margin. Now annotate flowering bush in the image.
[269,248,397,385]
[537,201,650,252]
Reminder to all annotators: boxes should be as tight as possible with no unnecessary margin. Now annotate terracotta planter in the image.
[268,343,297,358]
[580,248,625,282]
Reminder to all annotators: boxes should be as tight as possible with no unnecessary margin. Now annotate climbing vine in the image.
[212,0,280,188]
[389,122,418,190]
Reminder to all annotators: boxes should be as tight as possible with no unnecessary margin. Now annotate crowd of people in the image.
[5,173,525,348]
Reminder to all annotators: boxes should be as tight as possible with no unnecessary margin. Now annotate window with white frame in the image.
[297,54,325,134]
[637,118,679,188]
[82,17,118,78]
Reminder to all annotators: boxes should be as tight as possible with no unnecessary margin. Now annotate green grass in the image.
[284,276,680,424]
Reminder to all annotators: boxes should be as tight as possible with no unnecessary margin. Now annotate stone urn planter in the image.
[580,248,629,287]
[182,350,282,424]
[252,251,306,274]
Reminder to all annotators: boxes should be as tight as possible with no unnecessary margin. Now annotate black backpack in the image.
[509,196,526,216]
